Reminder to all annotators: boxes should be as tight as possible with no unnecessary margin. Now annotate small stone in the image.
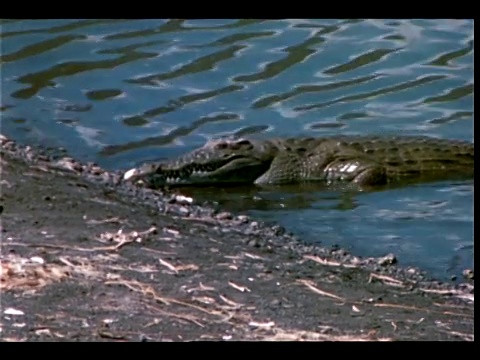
[377,253,397,266]
[247,239,259,247]
[4,308,24,316]
[178,206,190,216]
[350,256,362,265]
[30,256,45,264]
[91,166,103,175]
[271,225,285,236]
[37,155,50,161]
[237,215,249,223]
[216,212,233,220]
[55,157,82,172]
[175,195,193,205]
[123,168,138,181]
[269,299,281,307]
[333,248,347,257]
[462,269,474,280]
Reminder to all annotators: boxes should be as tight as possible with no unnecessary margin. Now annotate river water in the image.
[1,19,473,281]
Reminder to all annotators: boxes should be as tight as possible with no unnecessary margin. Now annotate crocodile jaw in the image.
[123,157,271,187]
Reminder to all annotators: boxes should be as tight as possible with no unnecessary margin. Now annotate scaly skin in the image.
[123,135,474,188]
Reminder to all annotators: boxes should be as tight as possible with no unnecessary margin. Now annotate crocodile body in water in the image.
[123,135,474,188]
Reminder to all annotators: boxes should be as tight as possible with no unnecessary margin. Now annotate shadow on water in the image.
[0,19,473,281]
[171,174,474,214]
[177,182,361,213]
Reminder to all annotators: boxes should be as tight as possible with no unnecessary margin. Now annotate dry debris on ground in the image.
[0,135,474,341]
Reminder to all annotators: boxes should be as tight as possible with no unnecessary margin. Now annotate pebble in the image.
[236,215,249,223]
[271,225,285,236]
[248,239,260,248]
[168,194,193,205]
[377,253,397,266]
[90,166,103,175]
[178,207,190,216]
[216,211,233,220]
[462,269,474,280]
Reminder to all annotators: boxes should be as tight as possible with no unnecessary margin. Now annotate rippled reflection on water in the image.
[1,19,473,280]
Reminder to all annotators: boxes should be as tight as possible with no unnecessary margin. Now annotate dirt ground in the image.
[0,135,474,341]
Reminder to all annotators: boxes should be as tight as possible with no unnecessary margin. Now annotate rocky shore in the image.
[0,134,474,341]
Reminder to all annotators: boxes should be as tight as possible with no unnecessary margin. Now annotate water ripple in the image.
[323,48,400,75]
[233,35,325,83]
[100,112,241,157]
[186,31,277,48]
[294,75,447,112]
[121,84,244,125]
[0,34,86,63]
[126,45,247,85]
[252,74,379,109]
[422,83,473,104]
[1,19,129,38]
[427,40,474,67]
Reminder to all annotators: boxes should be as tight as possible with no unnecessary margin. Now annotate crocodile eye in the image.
[214,142,228,150]
[231,139,253,150]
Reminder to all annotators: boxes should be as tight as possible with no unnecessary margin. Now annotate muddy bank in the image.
[0,135,474,341]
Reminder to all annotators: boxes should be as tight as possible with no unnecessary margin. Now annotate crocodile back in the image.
[318,135,474,176]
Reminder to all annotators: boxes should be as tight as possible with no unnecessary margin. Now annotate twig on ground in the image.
[303,254,357,268]
[144,304,205,328]
[219,295,244,308]
[97,226,157,251]
[262,328,392,342]
[158,258,199,274]
[104,279,224,316]
[374,303,473,317]
[158,258,179,273]
[420,288,474,302]
[185,282,216,293]
[86,217,123,225]
[369,273,404,287]
[296,279,346,301]
[228,281,251,293]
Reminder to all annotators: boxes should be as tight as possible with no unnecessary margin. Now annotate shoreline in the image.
[0,134,474,341]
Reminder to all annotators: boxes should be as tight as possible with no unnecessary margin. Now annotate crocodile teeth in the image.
[192,170,208,176]
[166,177,181,183]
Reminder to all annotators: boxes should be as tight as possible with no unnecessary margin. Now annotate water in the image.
[1,19,474,281]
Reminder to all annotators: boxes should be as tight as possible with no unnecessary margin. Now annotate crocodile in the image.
[123,135,474,188]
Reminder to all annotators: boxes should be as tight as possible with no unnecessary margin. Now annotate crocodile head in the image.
[123,136,278,187]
